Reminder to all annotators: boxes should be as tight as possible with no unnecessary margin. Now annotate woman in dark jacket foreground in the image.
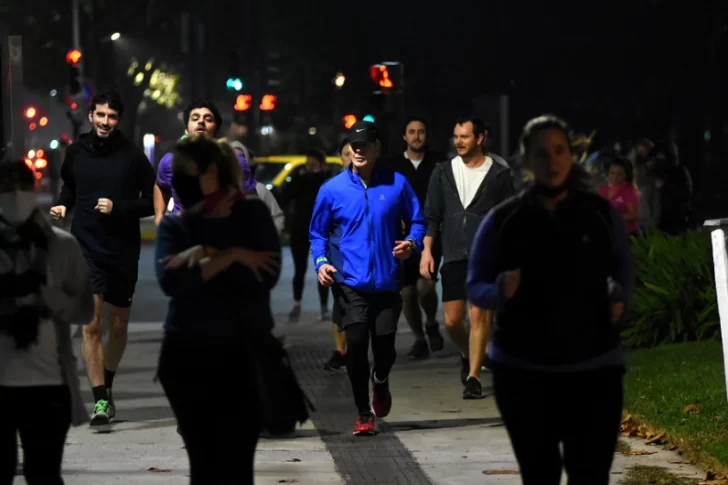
[155,136,281,484]
[466,115,634,485]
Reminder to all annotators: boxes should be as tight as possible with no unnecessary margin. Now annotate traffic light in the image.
[363,114,375,123]
[260,94,278,111]
[66,49,82,97]
[65,50,82,66]
[369,62,404,94]
[234,94,252,111]
[343,114,357,129]
[226,77,243,92]
[24,106,37,119]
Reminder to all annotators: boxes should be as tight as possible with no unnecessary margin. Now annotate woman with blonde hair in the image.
[155,135,281,484]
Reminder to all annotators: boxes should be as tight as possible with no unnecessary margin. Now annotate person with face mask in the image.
[0,160,94,485]
[466,114,634,485]
[154,136,281,484]
[229,140,285,234]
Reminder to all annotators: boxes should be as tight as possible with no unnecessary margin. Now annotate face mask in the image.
[172,173,205,210]
[0,191,37,225]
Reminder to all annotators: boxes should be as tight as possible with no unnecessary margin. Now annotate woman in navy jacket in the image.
[466,115,634,485]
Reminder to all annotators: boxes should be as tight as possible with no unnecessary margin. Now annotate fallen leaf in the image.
[684,403,701,414]
[483,470,520,475]
[625,449,657,456]
[646,431,667,445]
[285,458,301,463]
[148,467,172,473]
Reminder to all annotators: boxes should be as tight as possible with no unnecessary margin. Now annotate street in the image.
[15,241,705,484]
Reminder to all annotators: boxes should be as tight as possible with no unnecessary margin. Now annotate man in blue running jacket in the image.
[310,121,426,436]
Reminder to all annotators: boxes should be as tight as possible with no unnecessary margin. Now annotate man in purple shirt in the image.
[153,101,222,225]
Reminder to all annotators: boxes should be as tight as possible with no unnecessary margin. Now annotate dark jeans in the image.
[157,333,261,485]
[290,237,329,305]
[492,365,624,485]
[0,385,71,485]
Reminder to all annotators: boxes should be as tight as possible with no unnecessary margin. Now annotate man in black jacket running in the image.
[50,92,155,428]
[421,116,515,399]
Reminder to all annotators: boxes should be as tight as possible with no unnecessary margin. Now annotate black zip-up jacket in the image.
[383,151,447,205]
[424,157,515,264]
[56,131,155,263]
[278,171,331,240]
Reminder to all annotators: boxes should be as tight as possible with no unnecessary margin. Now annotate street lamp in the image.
[110,32,121,41]
[334,72,346,88]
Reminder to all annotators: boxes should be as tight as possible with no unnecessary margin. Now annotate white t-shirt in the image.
[405,151,423,170]
[451,156,493,208]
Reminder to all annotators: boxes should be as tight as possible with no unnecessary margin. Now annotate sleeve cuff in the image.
[314,256,328,272]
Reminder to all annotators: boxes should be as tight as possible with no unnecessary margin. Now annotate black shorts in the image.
[400,238,442,287]
[332,284,402,336]
[440,260,468,303]
[86,258,139,308]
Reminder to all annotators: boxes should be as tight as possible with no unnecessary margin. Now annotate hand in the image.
[419,250,435,279]
[49,205,67,220]
[95,198,113,215]
[502,269,521,299]
[393,240,414,260]
[318,263,338,287]
[611,302,625,323]
[160,245,206,269]
[234,248,281,282]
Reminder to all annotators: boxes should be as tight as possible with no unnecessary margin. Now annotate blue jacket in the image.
[309,165,426,293]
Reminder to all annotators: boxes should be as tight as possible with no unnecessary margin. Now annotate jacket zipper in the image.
[364,186,376,292]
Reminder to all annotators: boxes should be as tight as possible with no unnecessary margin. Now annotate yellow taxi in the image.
[253,155,344,193]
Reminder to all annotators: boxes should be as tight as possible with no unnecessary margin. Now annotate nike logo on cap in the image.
[356,129,365,132]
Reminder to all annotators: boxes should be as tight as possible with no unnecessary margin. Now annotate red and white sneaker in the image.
[353,414,375,436]
[371,377,392,418]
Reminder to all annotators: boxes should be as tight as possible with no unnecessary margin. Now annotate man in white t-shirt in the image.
[420,117,515,399]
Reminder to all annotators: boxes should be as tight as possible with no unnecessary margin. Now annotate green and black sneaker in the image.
[106,389,116,421]
[90,399,112,431]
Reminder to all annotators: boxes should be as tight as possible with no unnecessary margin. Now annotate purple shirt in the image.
[156,151,253,214]
[156,152,181,213]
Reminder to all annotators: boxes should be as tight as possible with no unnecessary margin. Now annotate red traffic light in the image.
[343,114,357,129]
[29,122,37,130]
[260,94,278,111]
[370,64,394,89]
[66,49,82,66]
[24,106,37,119]
[234,94,252,111]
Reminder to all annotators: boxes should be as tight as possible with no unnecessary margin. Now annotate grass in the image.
[624,340,728,474]
[620,466,695,485]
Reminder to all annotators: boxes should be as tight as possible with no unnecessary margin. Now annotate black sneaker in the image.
[323,351,346,371]
[289,305,301,323]
[463,376,485,400]
[481,353,493,372]
[425,323,444,352]
[460,355,469,386]
[408,339,430,360]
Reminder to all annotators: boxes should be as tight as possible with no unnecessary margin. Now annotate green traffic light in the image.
[226,78,243,91]
[363,114,375,122]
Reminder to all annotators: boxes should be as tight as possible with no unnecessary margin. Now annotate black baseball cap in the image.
[349,121,379,145]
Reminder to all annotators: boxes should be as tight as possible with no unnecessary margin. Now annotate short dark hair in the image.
[306,148,326,165]
[172,135,239,193]
[89,91,124,118]
[608,157,634,184]
[402,116,429,135]
[455,116,487,139]
[338,138,350,154]
[0,159,35,192]
[183,101,222,133]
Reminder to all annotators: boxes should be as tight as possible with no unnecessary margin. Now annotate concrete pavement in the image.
[14,244,706,484]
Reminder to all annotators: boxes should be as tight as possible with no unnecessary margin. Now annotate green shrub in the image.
[623,230,720,348]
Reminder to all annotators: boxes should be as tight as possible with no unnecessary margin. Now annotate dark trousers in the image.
[158,334,261,485]
[290,237,329,305]
[492,365,624,485]
[334,286,402,415]
[0,386,71,485]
